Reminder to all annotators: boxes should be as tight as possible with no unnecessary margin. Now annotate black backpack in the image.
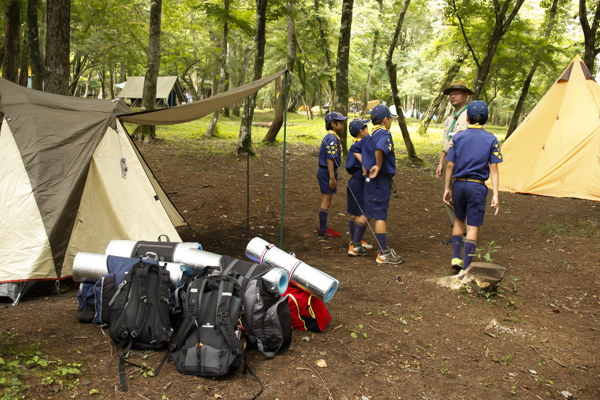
[108,261,173,391]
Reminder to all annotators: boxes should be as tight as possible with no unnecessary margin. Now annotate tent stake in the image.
[280,71,289,249]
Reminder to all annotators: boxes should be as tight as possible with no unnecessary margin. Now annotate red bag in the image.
[284,284,331,332]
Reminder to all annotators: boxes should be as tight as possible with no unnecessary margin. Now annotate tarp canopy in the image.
[367,99,381,109]
[494,55,600,201]
[119,70,286,125]
[118,76,183,100]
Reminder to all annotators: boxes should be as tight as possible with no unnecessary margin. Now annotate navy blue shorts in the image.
[364,174,391,221]
[453,180,488,227]
[317,167,337,194]
[347,176,365,215]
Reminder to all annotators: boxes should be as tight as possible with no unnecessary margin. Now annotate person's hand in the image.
[443,189,452,206]
[491,195,499,215]
[369,165,380,179]
[362,166,368,176]
[329,177,336,191]
[436,164,443,178]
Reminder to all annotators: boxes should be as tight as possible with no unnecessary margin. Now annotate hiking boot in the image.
[318,227,340,239]
[348,243,368,256]
[361,240,374,250]
[376,248,403,265]
[451,258,463,273]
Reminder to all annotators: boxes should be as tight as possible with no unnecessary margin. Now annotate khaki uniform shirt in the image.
[441,107,469,153]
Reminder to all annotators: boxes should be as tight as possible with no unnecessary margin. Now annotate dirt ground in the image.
[2,136,599,400]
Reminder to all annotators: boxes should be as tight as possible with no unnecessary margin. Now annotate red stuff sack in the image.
[284,284,331,332]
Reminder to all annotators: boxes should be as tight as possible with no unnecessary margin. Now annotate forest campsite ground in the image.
[1,111,600,400]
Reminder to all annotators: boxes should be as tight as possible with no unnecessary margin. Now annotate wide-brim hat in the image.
[443,79,474,95]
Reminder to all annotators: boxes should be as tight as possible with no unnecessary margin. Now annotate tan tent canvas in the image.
[0,78,186,303]
[496,55,600,201]
[118,76,185,107]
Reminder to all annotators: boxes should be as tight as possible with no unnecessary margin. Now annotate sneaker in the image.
[376,248,403,265]
[318,227,340,239]
[348,243,368,256]
[457,268,467,276]
[451,258,463,272]
[361,241,374,250]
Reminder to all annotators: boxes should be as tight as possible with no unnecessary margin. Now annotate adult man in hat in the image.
[436,79,473,245]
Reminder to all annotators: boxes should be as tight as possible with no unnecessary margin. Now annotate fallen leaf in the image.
[323,246,331,250]
[302,336,310,342]
[333,324,343,330]
[403,329,409,334]
[214,395,223,399]
[319,351,327,356]
[413,316,423,321]
[316,359,327,368]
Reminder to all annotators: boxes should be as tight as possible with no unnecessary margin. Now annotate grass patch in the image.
[538,219,599,238]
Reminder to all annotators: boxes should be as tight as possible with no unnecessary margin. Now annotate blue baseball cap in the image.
[349,118,370,137]
[467,100,488,122]
[370,105,391,121]
[324,111,348,123]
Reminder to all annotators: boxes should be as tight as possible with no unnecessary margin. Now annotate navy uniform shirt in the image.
[447,127,503,180]
[361,126,396,175]
[345,139,365,179]
[318,132,342,169]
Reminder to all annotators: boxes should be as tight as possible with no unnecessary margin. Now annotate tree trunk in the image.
[506,0,559,139]
[109,64,115,99]
[120,63,126,82]
[99,68,106,99]
[19,35,29,87]
[417,55,464,135]
[263,0,297,142]
[3,0,21,84]
[83,68,93,98]
[385,0,421,164]
[578,0,600,73]
[45,0,70,94]
[40,0,46,76]
[233,42,253,117]
[333,0,354,154]
[224,44,234,117]
[133,0,162,143]
[205,0,229,138]
[28,0,43,90]
[315,0,334,105]
[361,0,382,119]
[235,0,268,155]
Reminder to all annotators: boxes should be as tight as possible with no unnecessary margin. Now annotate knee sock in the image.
[319,208,328,232]
[452,235,463,259]
[353,222,367,244]
[348,219,355,237]
[463,239,477,270]
[375,233,387,251]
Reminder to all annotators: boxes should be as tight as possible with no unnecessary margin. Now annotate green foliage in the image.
[474,241,501,262]
[347,324,367,339]
[538,219,599,238]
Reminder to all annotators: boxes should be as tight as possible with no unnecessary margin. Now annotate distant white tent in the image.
[118,76,186,108]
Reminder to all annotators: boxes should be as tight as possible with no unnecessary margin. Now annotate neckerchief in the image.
[369,125,388,136]
[327,130,341,142]
[447,105,468,139]
[467,124,484,129]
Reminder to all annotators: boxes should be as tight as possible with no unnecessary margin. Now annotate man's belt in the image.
[455,178,484,184]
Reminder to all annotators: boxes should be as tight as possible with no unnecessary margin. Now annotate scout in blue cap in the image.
[443,100,502,274]
[317,111,348,239]
[345,118,374,255]
[359,105,403,264]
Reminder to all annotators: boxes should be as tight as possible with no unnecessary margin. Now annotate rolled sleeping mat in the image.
[73,252,200,287]
[174,248,222,268]
[104,239,202,262]
[245,237,339,303]
[262,268,289,295]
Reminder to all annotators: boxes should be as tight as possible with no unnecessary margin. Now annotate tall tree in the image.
[263,0,297,142]
[579,0,600,73]
[28,0,43,90]
[19,36,29,87]
[315,0,335,106]
[360,0,382,119]
[334,0,354,153]
[417,54,464,135]
[386,0,421,164]
[235,0,268,155]
[3,0,21,83]
[134,0,163,143]
[451,0,526,100]
[232,41,253,117]
[205,0,229,138]
[506,0,560,139]
[46,0,70,94]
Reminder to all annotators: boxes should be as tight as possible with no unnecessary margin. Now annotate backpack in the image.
[284,284,331,332]
[108,260,173,391]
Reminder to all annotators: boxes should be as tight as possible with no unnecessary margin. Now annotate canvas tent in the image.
[496,55,600,201]
[118,76,186,108]
[0,78,186,303]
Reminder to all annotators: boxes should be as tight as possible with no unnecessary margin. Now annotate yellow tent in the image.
[496,55,600,201]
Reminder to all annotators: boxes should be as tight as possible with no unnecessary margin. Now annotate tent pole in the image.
[247,96,251,236]
[280,71,289,249]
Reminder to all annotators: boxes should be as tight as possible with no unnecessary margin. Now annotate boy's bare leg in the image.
[320,193,333,210]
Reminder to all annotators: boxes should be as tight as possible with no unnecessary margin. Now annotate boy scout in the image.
[443,101,502,273]
[436,80,472,244]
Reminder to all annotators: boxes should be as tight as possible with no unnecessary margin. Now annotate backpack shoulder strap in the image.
[130,263,150,338]
[216,278,243,356]
[222,259,241,275]
[169,277,209,351]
